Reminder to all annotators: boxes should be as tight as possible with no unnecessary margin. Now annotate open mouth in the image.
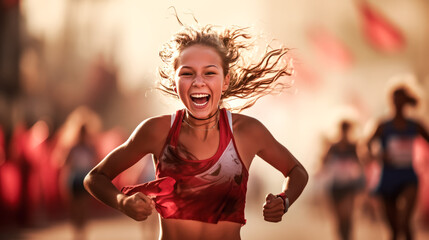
[190,93,210,107]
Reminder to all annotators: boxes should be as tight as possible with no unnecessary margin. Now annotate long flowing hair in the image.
[157,24,293,111]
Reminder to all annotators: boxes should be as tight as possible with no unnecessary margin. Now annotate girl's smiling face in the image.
[175,44,230,119]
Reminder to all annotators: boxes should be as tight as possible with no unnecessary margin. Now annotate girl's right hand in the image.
[119,192,155,221]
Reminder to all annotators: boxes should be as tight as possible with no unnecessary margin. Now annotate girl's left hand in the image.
[263,193,285,222]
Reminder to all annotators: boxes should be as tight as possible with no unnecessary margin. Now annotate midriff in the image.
[159,218,241,240]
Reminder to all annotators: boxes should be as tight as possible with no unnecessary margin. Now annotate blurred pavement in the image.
[2,196,429,240]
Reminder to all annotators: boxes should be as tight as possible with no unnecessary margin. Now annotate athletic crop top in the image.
[122,108,249,224]
[325,143,363,184]
[380,119,419,167]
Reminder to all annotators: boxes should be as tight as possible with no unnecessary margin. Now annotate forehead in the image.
[177,45,222,67]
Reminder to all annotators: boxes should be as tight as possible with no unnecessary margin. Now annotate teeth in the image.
[191,93,209,98]
[193,102,207,106]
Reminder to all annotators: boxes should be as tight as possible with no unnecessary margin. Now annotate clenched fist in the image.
[263,193,285,222]
[119,192,155,221]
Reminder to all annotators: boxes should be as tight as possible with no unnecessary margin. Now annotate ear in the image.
[222,74,230,92]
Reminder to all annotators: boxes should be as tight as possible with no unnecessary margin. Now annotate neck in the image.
[187,108,220,121]
[394,108,405,120]
[183,109,220,131]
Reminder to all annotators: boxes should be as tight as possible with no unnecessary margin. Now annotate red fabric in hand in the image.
[121,177,177,217]
[121,177,176,198]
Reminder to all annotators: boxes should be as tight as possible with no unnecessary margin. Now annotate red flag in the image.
[308,27,354,69]
[359,2,405,52]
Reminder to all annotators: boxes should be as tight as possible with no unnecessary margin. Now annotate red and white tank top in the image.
[154,108,249,224]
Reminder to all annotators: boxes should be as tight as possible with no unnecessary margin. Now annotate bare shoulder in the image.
[231,113,268,137]
[230,113,274,152]
[125,114,172,155]
[131,114,171,138]
[230,112,290,169]
[143,114,171,131]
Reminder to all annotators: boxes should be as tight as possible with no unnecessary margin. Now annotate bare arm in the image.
[84,116,169,220]
[255,123,308,207]
[234,115,308,222]
[365,124,383,163]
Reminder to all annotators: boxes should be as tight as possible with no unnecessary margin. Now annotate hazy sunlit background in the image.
[1,0,429,239]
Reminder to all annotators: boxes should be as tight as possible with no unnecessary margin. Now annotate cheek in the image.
[175,80,190,97]
[212,82,225,100]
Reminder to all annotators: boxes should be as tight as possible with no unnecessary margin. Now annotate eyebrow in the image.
[180,65,219,70]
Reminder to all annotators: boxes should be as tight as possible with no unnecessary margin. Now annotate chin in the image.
[188,106,216,119]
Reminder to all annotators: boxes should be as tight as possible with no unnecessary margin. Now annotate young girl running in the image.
[321,120,365,240]
[84,24,308,240]
[367,85,429,240]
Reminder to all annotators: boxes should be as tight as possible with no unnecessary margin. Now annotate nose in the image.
[192,75,206,87]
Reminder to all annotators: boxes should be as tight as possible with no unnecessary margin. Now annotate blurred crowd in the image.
[0,1,152,236]
[315,84,429,240]
[0,105,127,226]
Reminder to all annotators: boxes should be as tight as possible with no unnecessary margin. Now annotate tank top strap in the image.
[219,109,233,142]
[225,110,233,133]
[170,113,176,127]
[167,109,184,148]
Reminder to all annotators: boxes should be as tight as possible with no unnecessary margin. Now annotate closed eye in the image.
[180,72,193,76]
